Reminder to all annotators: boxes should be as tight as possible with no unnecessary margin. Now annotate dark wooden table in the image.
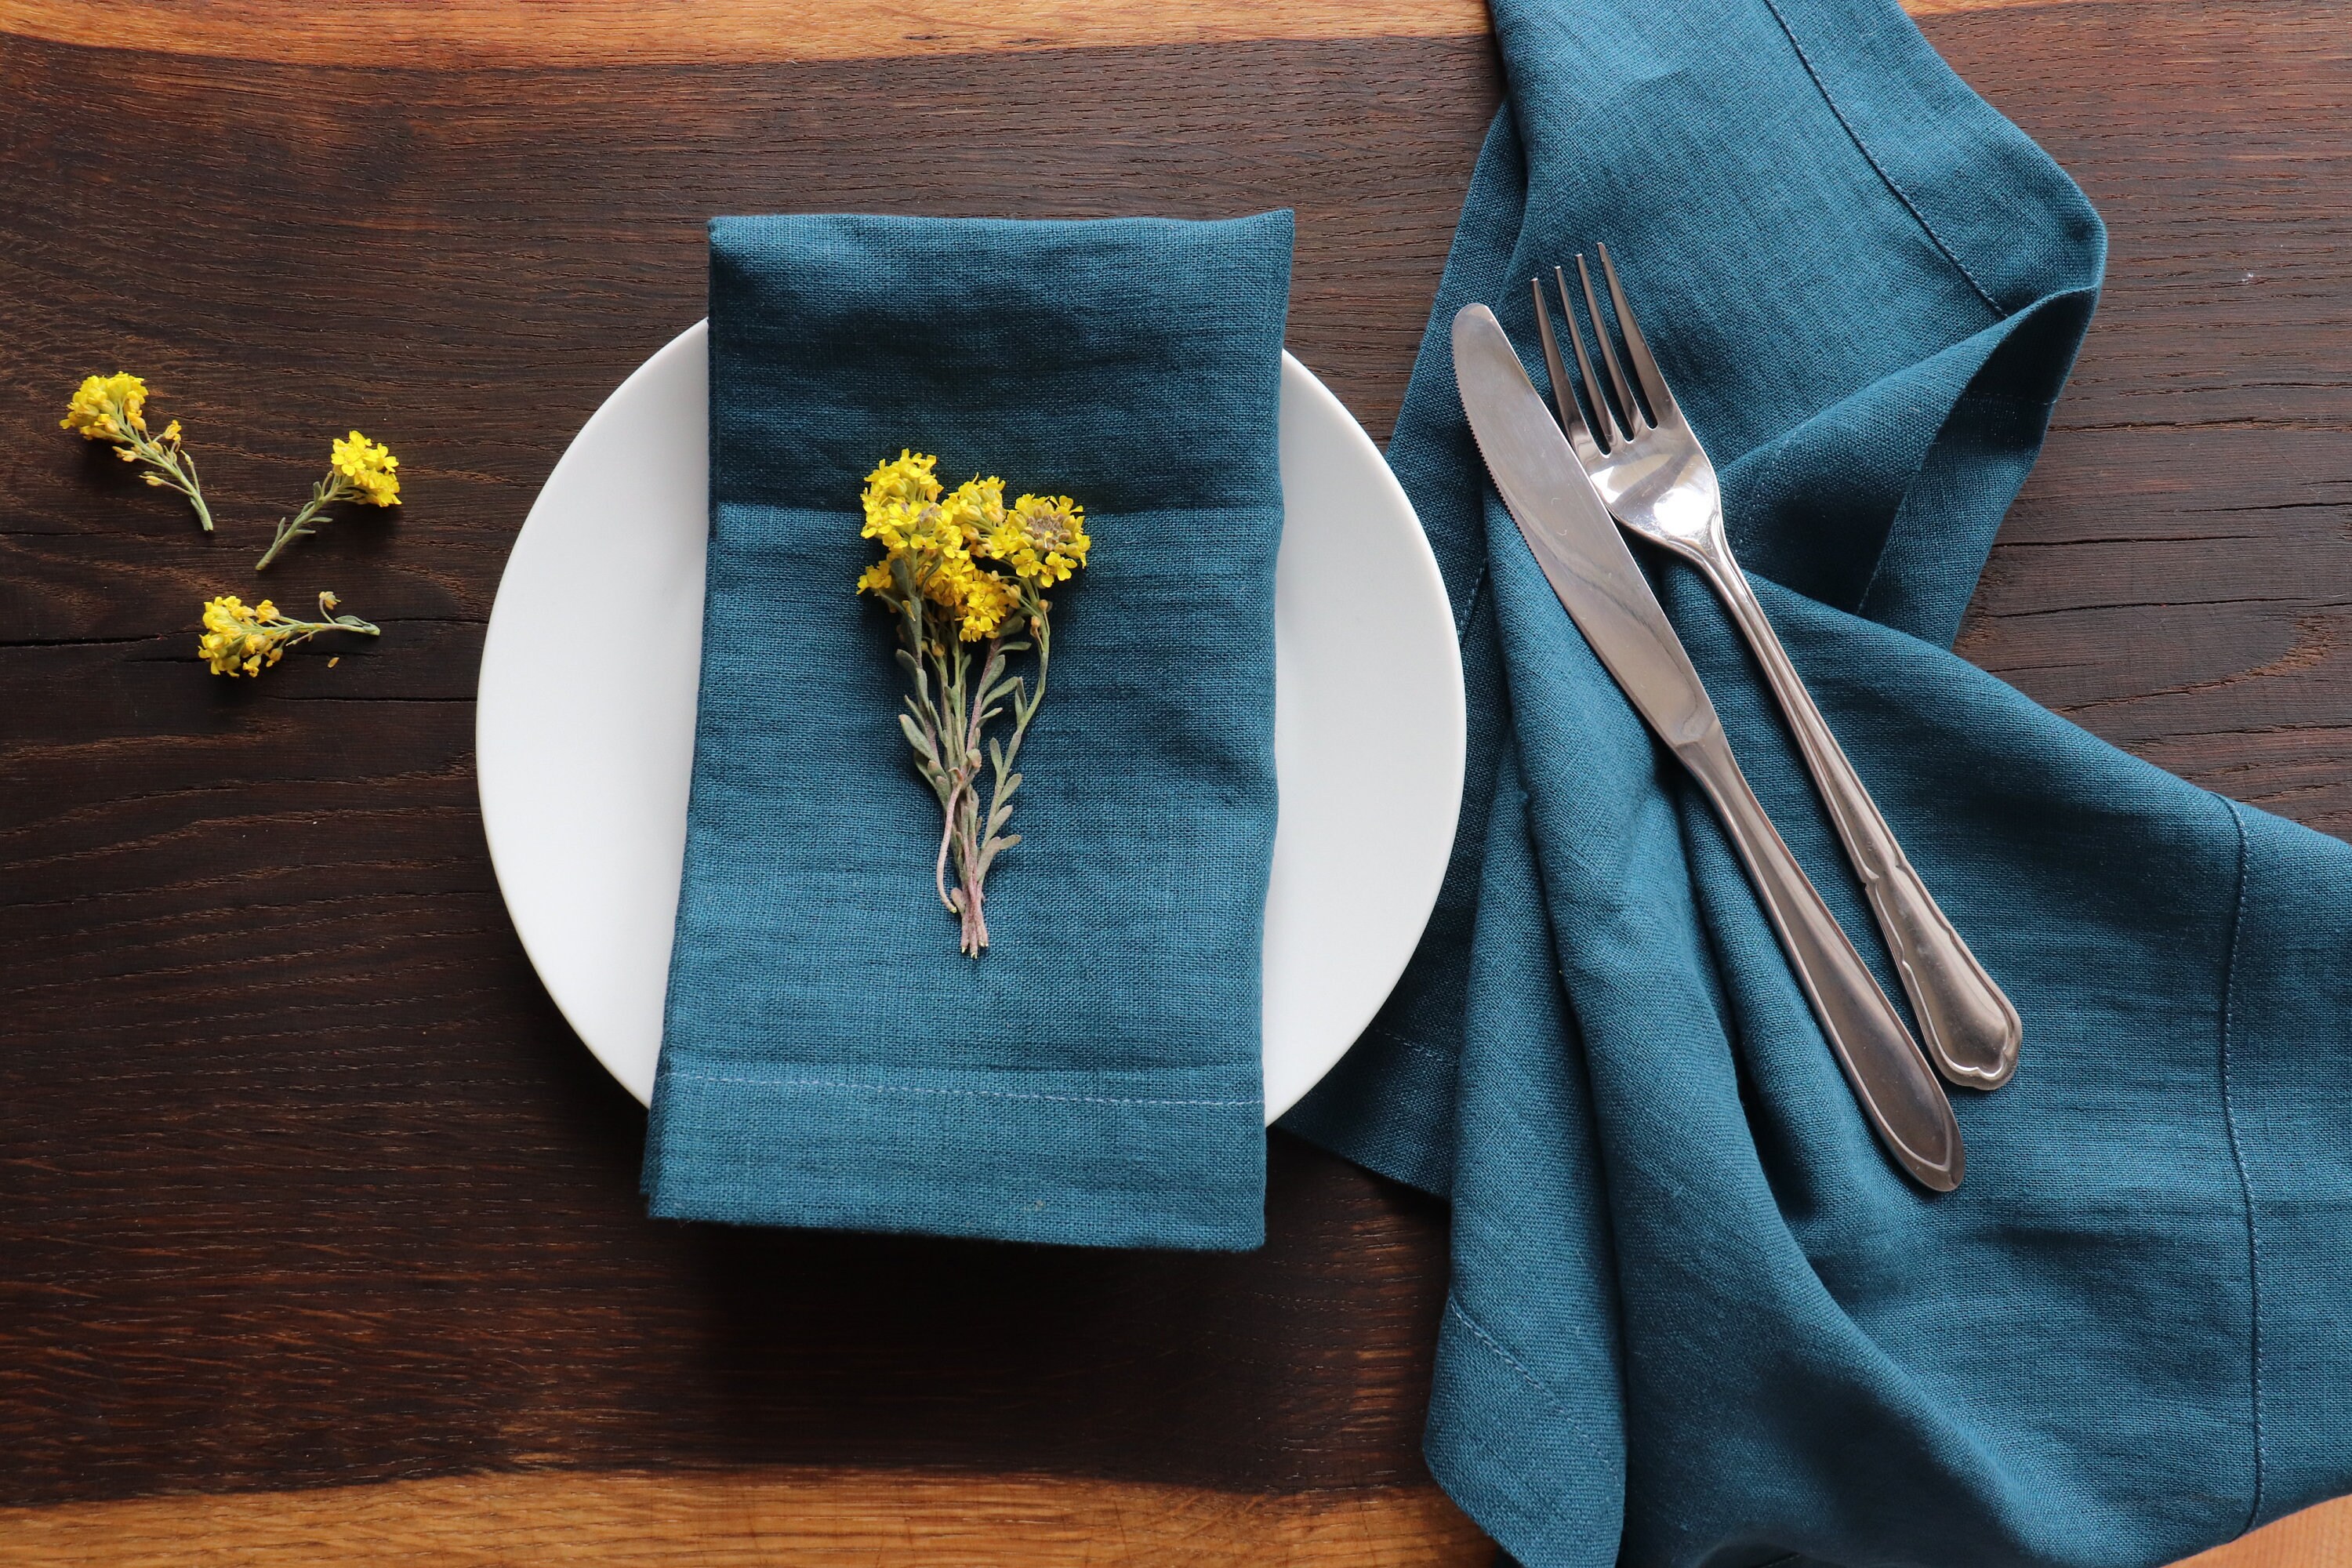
[2,2,2346,1561]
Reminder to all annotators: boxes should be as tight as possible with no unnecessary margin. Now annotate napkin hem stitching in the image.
[1370,1026,1454,1065]
[1448,1297,1567,1417]
[1755,0,2001,314]
[2216,797,2267,1535]
[670,1071,1257,1109]
[1456,563,1491,641]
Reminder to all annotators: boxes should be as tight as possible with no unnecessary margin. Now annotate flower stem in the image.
[940,637,994,956]
[877,561,1063,956]
[289,592,383,646]
[177,454,215,533]
[256,474,350,572]
[982,589,1051,822]
[125,429,213,532]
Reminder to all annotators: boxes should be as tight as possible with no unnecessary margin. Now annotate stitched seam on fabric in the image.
[1368,1026,1454,1065]
[1752,0,2001,313]
[1446,1298,1568,1417]
[2216,799,2267,1534]
[1950,390,2056,411]
[672,1073,1254,1109]
[1456,561,1490,641]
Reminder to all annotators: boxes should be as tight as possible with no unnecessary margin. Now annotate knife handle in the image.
[1704,558,2021,1090]
[1675,724,1965,1192]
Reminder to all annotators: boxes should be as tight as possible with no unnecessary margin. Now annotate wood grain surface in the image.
[0,0,1485,66]
[0,1468,1488,1566]
[0,0,2123,67]
[1,0,2346,1562]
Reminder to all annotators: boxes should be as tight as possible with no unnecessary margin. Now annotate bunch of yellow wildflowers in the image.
[198,592,381,677]
[62,372,408,678]
[256,429,402,571]
[61,373,215,532]
[857,450,1093,956]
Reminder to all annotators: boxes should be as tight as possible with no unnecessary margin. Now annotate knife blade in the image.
[1450,302,1962,1192]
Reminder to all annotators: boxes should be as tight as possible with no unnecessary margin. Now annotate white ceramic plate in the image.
[478,322,1463,1122]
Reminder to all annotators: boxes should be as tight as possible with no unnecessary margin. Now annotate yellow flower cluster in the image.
[60,373,397,676]
[198,591,379,677]
[855,451,1088,641]
[199,596,298,677]
[61,373,149,443]
[61,373,405,565]
[989,493,1091,586]
[61,372,217,532]
[256,428,405,570]
[857,450,1094,956]
[329,430,401,507]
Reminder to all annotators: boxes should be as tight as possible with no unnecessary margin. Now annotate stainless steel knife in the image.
[1450,302,1962,1192]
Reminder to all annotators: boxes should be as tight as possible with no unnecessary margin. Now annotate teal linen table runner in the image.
[648,211,1294,1251]
[1283,0,2352,1563]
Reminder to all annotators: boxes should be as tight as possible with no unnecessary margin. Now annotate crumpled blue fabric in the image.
[1281,0,2352,1562]
[651,212,1293,1251]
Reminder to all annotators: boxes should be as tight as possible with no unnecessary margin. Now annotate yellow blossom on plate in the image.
[864,449,942,518]
[942,557,1017,641]
[854,450,1096,956]
[869,495,968,562]
[858,523,1012,641]
[986,493,1090,585]
[940,474,1007,544]
[925,509,979,571]
[910,531,1016,641]
[198,591,380,677]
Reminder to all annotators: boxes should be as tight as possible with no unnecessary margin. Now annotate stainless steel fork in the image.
[1533,245,2022,1090]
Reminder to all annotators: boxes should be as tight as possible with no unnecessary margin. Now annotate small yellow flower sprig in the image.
[856,451,1092,956]
[199,591,380,677]
[61,373,216,532]
[255,430,401,572]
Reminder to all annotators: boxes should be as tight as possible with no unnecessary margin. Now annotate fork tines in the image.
[1530,243,1677,456]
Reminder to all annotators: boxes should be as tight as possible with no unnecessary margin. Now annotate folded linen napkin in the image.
[1283,1,2352,1563]
[648,212,1293,1251]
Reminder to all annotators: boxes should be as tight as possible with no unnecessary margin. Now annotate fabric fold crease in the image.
[1283,1,2350,1563]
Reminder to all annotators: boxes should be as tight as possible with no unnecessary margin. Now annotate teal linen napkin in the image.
[1283,0,2352,1562]
[648,211,1294,1251]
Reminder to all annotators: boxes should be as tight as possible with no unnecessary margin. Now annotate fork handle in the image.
[1673,723,1964,1191]
[1701,554,2022,1089]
